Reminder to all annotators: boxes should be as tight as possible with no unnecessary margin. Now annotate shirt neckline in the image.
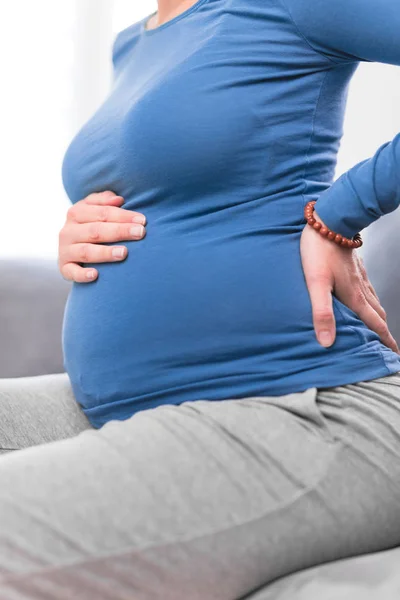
[141,0,210,36]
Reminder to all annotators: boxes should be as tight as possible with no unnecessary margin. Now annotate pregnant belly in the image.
[61,230,335,411]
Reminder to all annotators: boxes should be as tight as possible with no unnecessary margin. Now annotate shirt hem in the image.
[82,352,400,428]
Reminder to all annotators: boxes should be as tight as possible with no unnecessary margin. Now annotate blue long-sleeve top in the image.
[288,0,400,238]
[61,0,400,428]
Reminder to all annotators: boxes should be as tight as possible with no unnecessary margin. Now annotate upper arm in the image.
[281,0,400,66]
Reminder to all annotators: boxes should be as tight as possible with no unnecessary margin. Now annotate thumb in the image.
[308,280,336,348]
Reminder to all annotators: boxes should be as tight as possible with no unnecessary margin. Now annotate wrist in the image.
[304,200,363,249]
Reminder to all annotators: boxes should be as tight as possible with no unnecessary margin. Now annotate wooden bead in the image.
[304,200,362,249]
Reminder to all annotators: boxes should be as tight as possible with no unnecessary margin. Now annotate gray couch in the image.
[1,213,399,598]
[0,258,71,378]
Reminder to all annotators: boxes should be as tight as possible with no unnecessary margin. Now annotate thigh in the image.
[0,377,400,600]
[0,373,92,453]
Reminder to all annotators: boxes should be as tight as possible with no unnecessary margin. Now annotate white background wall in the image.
[0,0,399,259]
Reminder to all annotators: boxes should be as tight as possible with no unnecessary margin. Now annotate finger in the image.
[83,191,123,205]
[67,203,146,226]
[62,243,128,265]
[357,257,382,303]
[60,262,98,284]
[363,285,387,322]
[307,278,336,347]
[367,283,380,303]
[356,260,386,319]
[71,222,146,244]
[353,299,399,354]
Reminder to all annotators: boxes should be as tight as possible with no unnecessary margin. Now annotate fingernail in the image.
[86,270,96,280]
[132,215,146,226]
[112,247,126,259]
[130,225,144,237]
[318,331,333,347]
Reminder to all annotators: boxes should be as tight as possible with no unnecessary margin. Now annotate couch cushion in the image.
[245,546,400,600]
[0,258,71,377]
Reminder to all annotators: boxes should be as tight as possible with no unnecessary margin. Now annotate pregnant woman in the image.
[1,0,400,597]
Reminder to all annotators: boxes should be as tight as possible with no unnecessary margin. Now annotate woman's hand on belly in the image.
[300,210,399,354]
[58,191,146,283]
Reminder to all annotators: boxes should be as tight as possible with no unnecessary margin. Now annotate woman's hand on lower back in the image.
[300,210,400,354]
[58,191,146,283]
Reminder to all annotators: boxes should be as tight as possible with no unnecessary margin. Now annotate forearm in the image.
[314,134,400,238]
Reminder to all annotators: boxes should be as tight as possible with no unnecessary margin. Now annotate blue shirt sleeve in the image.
[282,0,400,238]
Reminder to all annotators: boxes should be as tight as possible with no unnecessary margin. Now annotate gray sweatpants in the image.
[1,371,400,600]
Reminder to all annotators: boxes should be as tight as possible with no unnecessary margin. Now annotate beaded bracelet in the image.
[304,200,363,249]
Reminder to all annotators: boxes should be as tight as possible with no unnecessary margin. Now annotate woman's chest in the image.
[61,0,327,205]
